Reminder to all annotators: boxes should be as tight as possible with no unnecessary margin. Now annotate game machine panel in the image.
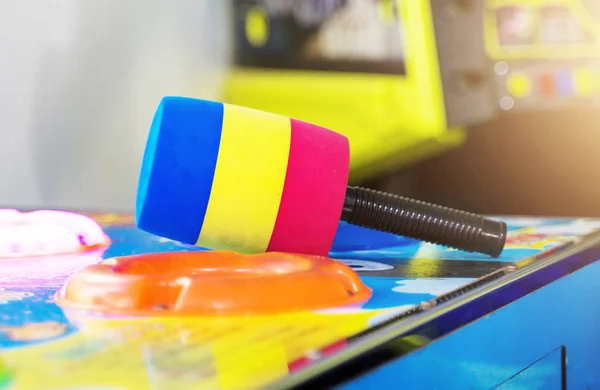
[223,0,499,182]
[3,209,600,389]
[3,94,600,388]
[486,0,600,111]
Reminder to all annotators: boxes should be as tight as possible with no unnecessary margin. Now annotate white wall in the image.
[0,0,230,211]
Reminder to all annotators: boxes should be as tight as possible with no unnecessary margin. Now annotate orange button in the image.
[539,73,555,96]
[55,251,371,316]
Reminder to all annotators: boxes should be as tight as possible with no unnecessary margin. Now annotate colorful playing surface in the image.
[1,212,600,389]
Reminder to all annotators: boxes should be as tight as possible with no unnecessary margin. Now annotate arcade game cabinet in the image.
[487,0,600,111]
[223,0,491,182]
[224,0,600,181]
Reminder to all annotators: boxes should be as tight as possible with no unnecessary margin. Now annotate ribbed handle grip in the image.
[342,187,507,257]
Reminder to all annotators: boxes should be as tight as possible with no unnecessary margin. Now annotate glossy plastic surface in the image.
[0,209,110,258]
[55,251,372,316]
[0,209,110,281]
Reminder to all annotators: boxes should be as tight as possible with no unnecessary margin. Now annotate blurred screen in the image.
[495,1,599,47]
[233,0,406,74]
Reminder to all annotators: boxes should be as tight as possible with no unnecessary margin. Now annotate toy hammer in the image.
[136,97,506,257]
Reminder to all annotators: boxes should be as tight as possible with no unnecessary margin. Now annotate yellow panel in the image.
[223,0,453,179]
[197,105,291,253]
[350,128,466,183]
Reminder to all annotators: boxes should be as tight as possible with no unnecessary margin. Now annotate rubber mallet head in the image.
[136,96,350,256]
[136,97,507,257]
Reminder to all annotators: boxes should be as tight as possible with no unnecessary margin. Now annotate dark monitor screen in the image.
[233,0,407,75]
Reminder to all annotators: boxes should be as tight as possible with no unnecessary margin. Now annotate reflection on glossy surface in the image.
[2,310,371,390]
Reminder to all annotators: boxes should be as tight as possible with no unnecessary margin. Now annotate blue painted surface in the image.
[330,222,418,251]
[2,215,600,389]
[330,219,583,262]
[338,260,600,390]
[496,347,563,390]
[359,276,475,310]
[103,226,204,258]
[0,287,77,349]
